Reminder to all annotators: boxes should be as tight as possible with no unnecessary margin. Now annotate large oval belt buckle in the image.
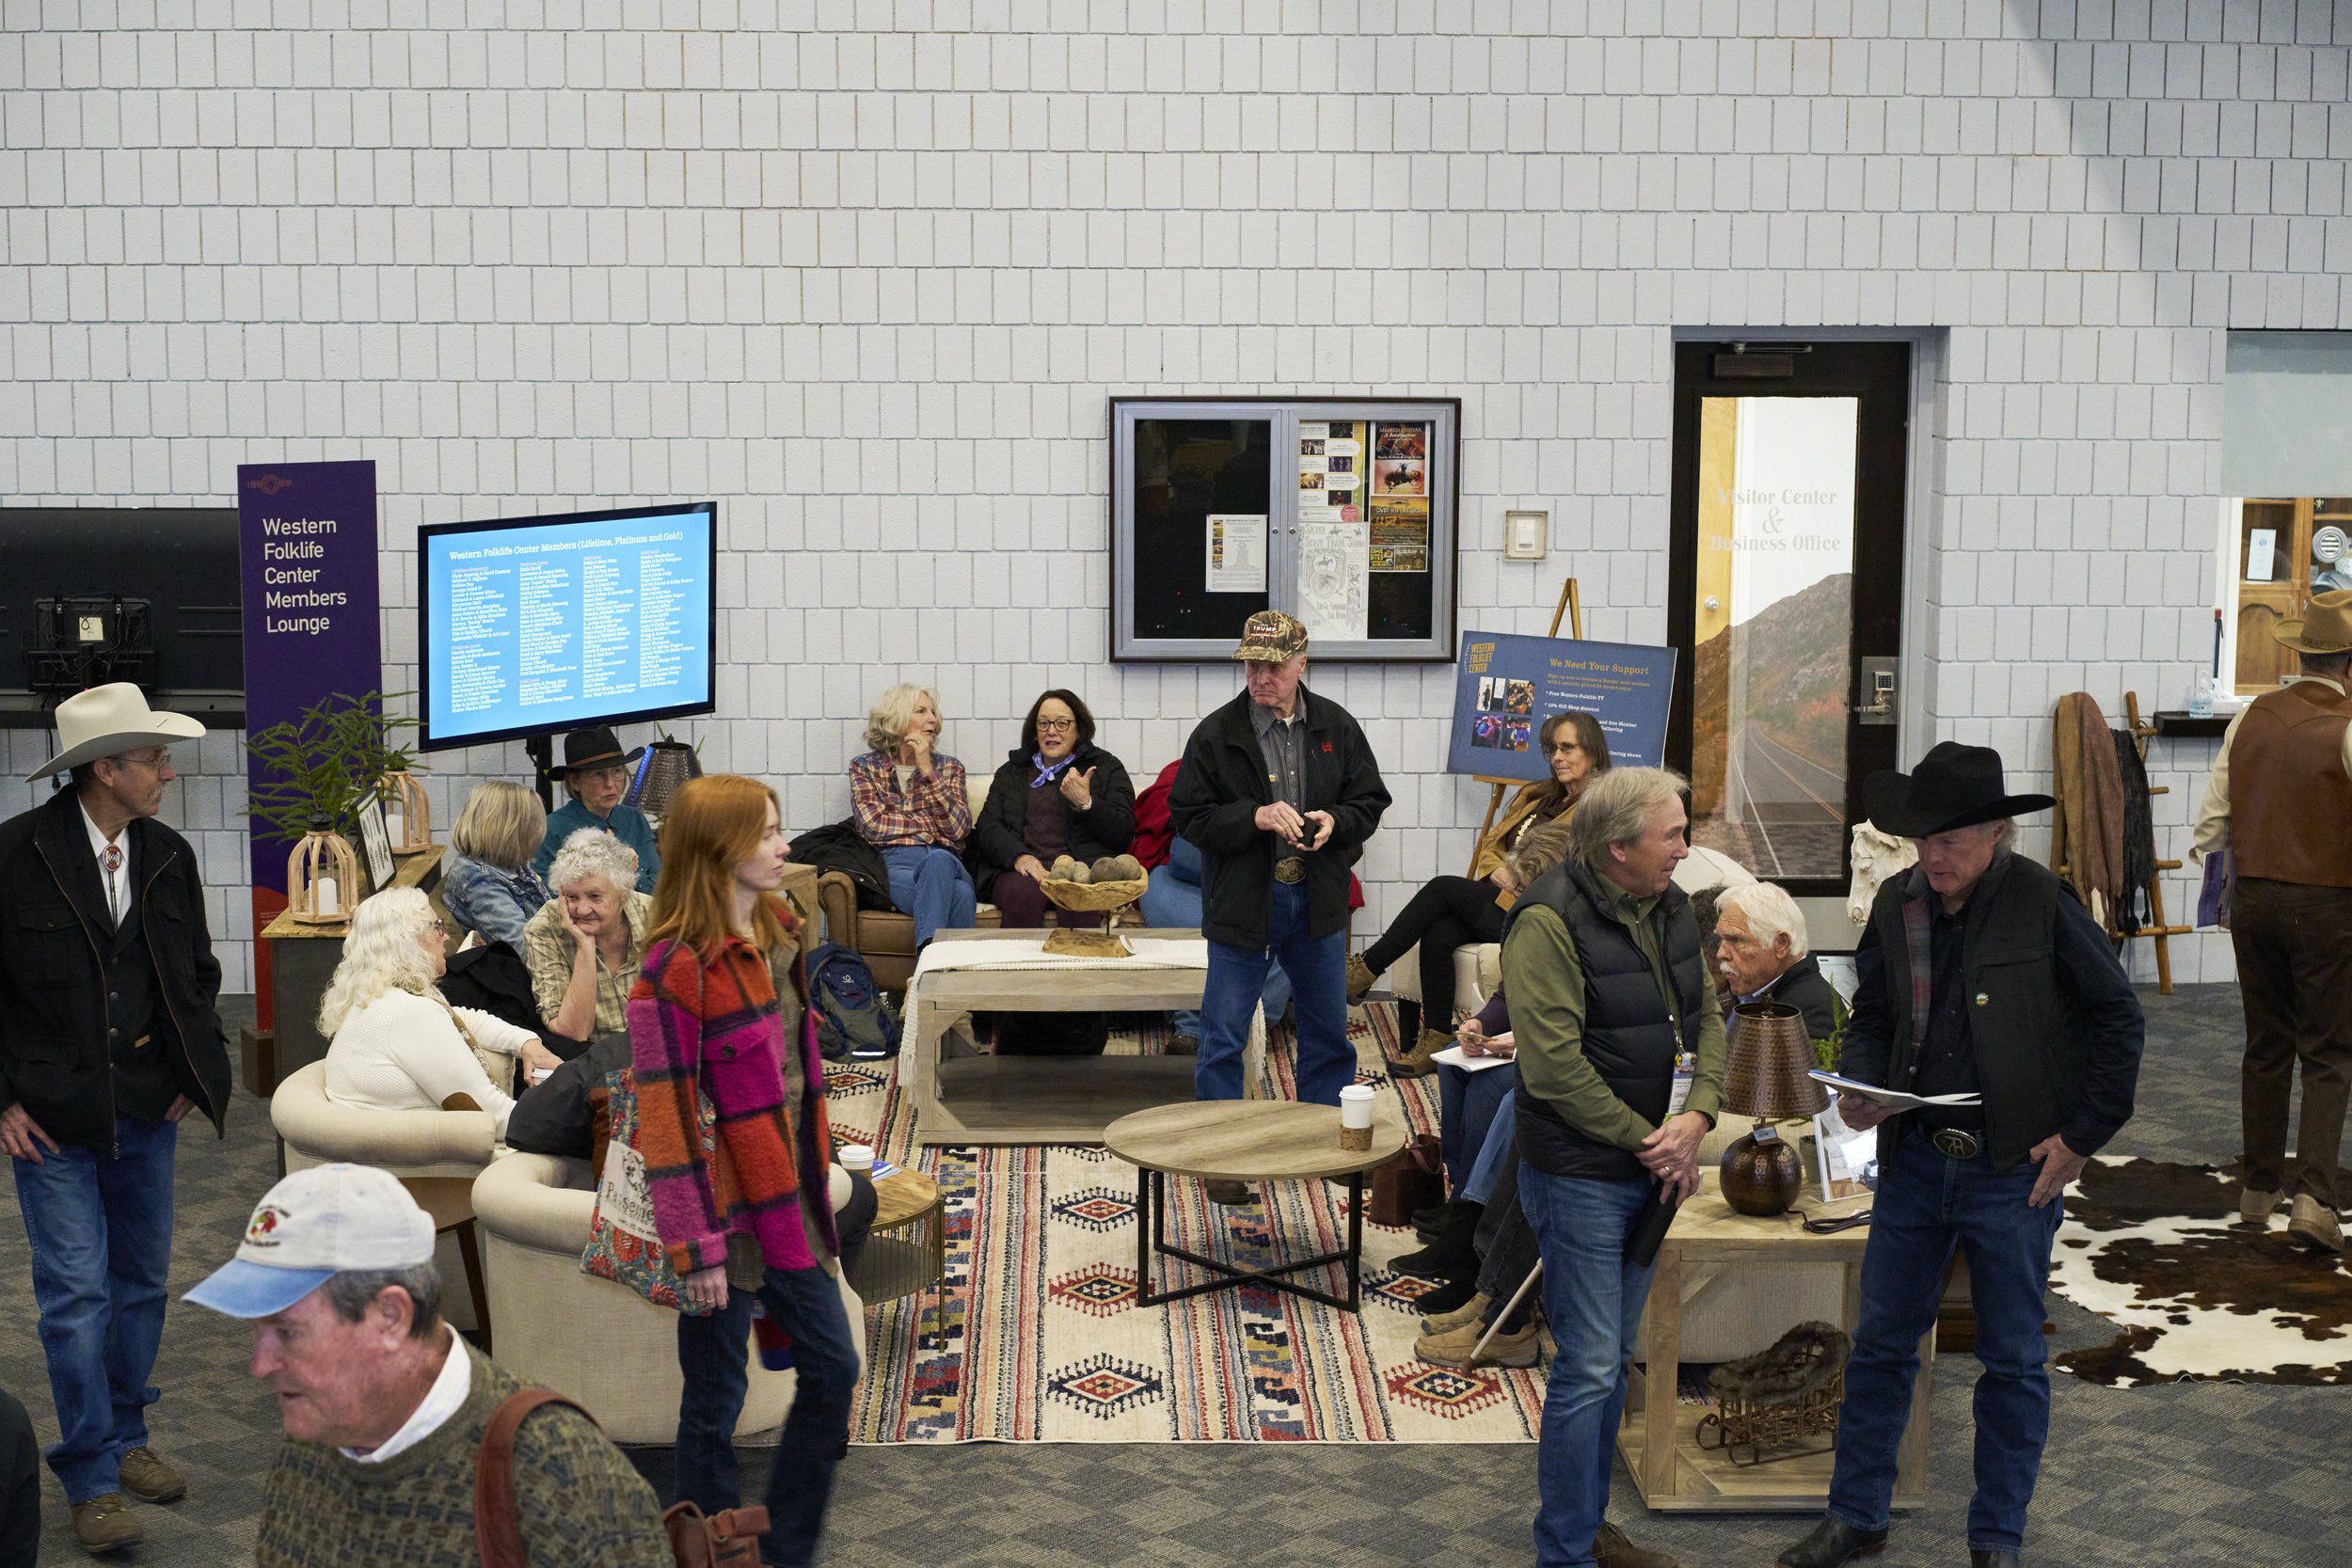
[1931,1128,1981,1161]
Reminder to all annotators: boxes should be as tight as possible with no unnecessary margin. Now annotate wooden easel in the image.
[2053,690,2191,994]
[1467,577,1583,875]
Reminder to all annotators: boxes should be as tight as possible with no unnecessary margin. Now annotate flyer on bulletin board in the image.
[1447,630,1678,780]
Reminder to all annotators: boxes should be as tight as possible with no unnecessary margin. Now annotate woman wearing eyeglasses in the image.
[965,689,1137,931]
[319,888,563,1137]
[1345,711,1612,1076]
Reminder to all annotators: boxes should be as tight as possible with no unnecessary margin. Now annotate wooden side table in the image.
[399,1175,492,1355]
[842,1167,946,1343]
[1104,1099,1406,1312]
[1618,1173,1934,1512]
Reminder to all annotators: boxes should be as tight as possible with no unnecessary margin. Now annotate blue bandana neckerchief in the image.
[1030,751,1077,789]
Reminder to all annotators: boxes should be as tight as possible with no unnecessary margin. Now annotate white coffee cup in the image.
[1338,1084,1375,1130]
[837,1144,875,1175]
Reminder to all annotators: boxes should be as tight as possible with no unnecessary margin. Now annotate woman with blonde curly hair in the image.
[848,682,976,946]
[319,888,560,1134]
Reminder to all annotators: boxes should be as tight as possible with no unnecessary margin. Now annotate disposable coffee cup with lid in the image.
[1338,1084,1375,1150]
[838,1144,875,1174]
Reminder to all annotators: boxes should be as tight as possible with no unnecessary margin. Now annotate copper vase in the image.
[1721,1125,1804,1215]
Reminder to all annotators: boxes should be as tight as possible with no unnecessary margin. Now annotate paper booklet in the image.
[1430,1044,1515,1074]
[1806,1069,1982,1113]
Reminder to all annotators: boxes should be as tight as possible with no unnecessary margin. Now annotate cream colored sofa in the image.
[271,1059,496,1330]
[471,1151,866,1446]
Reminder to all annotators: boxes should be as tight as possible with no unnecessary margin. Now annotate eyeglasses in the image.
[1035,717,1077,732]
[427,919,448,935]
[116,751,171,771]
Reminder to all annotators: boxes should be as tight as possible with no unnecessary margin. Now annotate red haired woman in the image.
[628,774,858,1567]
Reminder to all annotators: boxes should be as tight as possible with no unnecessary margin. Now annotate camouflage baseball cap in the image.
[1232,610,1309,662]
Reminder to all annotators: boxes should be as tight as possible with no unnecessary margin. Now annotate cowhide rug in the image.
[2048,1156,2352,1387]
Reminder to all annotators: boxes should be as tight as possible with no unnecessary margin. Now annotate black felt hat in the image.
[1862,741,2055,839]
[557,725,644,776]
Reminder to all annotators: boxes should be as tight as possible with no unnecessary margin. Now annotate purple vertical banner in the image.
[238,460,382,1026]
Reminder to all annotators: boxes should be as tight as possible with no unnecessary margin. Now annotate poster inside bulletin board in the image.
[1448,630,1679,780]
[1111,398,1459,661]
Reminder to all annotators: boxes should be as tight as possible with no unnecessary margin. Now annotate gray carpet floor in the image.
[4,984,2347,1565]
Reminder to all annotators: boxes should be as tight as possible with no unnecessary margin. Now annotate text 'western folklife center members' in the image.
[1168,611,1391,1205]
[1779,742,2143,1568]
[0,683,232,1555]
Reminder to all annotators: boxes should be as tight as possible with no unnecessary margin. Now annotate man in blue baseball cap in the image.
[188,1164,670,1568]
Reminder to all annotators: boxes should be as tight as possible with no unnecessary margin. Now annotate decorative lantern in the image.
[381,769,432,853]
[628,738,704,817]
[286,817,361,926]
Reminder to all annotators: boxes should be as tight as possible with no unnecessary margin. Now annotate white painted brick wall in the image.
[8,6,2350,991]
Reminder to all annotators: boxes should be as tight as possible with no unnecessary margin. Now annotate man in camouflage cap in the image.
[1168,612,1392,1203]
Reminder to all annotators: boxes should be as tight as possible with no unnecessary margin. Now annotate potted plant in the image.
[245,690,423,890]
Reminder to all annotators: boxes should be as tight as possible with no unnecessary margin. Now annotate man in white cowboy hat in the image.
[186,1164,670,1568]
[0,682,232,1553]
[2193,586,2352,1253]
[1778,742,2143,1568]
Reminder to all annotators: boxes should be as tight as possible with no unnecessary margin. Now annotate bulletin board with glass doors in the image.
[1109,398,1460,662]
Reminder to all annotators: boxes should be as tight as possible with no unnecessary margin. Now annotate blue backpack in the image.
[806,942,900,1062]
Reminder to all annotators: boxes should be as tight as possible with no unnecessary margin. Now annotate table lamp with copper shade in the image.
[1718,1001,1831,1216]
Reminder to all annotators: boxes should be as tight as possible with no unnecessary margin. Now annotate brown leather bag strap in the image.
[474,1387,599,1568]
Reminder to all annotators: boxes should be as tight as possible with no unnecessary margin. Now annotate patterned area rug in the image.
[829,1001,1546,1443]
[2049,1156,2352,1387]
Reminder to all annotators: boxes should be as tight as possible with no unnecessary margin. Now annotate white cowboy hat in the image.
[30,683,206,780]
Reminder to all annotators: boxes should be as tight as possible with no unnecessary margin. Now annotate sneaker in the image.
[118,1446,186,1504]
[1597,1519,1679,1568]
[1344,953,1380,1006]
[1421,1291,1492,1335]
[2239,1185,2284,1227]
[71,1495,143,1555]
[2288,1193,2344,1253]
[1391,1027,1449,1080]
[1415,1316,1539,1369]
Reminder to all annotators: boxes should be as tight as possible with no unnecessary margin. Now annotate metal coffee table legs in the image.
[1132,1166,1368,1312]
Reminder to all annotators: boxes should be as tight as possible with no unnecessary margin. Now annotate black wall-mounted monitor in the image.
[0,507,244,725]
[417,501,718,752]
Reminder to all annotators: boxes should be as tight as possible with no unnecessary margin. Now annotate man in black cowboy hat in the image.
[1779,742,2143,1568]
[530,726,659,894]
[2192,588,2352,1253]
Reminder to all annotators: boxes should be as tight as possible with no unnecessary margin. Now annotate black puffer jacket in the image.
[965,741,1136,901]
[0,787,230,1150]
[1168,686,1390,947]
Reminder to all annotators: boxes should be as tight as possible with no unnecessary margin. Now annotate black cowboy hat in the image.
[1861,741,2055,839]
[557,725,644,776]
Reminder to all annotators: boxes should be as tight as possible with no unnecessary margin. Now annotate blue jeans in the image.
[675,1263,862,1568]
[1198,878,1352,1104]
[1462,1087,1518,1205]
[11,1114,178,1505]
[1519,1164,1655,1568]
[881,845,976,948]
[1827,1132,2064,1556]
[1140,849,1293,1036]
[1438,1060,1518,1195]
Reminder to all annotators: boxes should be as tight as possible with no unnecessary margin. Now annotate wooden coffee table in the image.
[842,1167,947,1344]
[1103,1099,1406,1312]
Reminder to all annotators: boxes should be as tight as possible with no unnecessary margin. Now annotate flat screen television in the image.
[0,507,244,721]
[417,501,718,752]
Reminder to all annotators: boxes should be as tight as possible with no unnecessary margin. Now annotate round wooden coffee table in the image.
[842,1167,946,1343]
[1103,1099,1406,1312]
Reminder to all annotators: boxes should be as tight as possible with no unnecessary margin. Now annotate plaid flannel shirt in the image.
[849,750,973,851]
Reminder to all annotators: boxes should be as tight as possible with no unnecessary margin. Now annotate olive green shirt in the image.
[1502,889,1726,1152]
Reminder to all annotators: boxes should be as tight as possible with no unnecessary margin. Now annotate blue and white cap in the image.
[185,1164,436,1320]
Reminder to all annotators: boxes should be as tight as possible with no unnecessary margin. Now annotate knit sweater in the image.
[254,1343,671,1568]
[628,893,836,1277]
[325,989,534,1134]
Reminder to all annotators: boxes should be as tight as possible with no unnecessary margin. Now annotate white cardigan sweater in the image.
[324,989,534,1134]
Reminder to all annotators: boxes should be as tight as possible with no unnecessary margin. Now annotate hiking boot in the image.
[1597,1519,1678,1568]
[1344,953,1380,1005]
[1204,1179,1253,1207]
[1391,1027,1449,1079]
[1421,1291,1491,1335]
[1166,1033,1200,1056]
[118,1446,186,1504]
[2288,1193,2344,1253]
[1415,1316,1539,1369]
[71,1495,143,1555]
[2239,1185,2283,1227]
